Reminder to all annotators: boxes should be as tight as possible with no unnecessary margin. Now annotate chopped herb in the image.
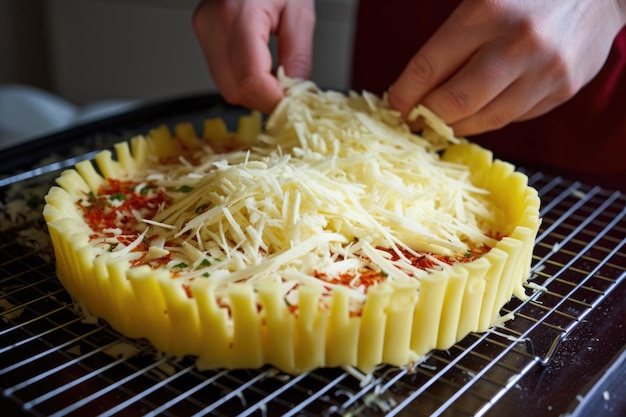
[139,185,156,195]
[202,272,210,278]
[173,262,188,269]
[178,185,194,193]
[87,191,96,206]
[195,203,209,214]
[110,192,125,201]
[284,296,293,307]
[464,250,472,258]
[198,259,211,268]
[87,191,103,209]
[380,270,389,278]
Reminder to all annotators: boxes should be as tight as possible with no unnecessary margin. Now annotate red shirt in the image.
[351,0,626,191]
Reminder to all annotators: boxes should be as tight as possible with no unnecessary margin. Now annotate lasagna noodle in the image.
[43,83,541,374]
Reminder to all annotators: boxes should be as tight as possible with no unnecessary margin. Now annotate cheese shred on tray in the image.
[43,75,541,374]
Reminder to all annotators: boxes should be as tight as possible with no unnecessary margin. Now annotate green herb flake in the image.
[140,185,156,195]
[173,262,188,269]
[195,203,209,214]
[86,191,104,209]
[284,296,293,307]
[178,185,194,193]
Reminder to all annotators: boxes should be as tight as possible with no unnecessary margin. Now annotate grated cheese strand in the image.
[86,75,504,312]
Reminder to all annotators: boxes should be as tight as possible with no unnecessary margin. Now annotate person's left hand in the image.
[192,0,316,114]
[388,0,626,136]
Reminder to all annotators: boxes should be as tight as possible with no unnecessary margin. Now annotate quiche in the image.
[43,76,540,374]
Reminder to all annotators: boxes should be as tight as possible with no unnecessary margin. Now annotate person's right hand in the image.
[192,0,316,114]
[387,0,626,137]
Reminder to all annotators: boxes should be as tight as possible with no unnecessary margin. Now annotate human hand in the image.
[388,0,626,136]
[192,0,316,114]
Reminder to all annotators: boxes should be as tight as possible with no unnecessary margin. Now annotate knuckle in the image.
[234,74,278,113]
[406,52,437,86]
[237,74,261,96]
[512,15,548,50]
[438,85,472,115]
[509,17,558,66]
[221,88,245,107]
[220,77,252,107]
[284,52,313,79]
[549,57,579,100]
[387,88,414,115]
[522,37,578,102]
[514,17,569,73]
[481,108,511,131]
[510,18,580,101]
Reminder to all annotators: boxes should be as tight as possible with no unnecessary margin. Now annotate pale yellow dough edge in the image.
[43,118,541,374]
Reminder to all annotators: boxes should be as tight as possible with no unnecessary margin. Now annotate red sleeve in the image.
[351,0,456,95]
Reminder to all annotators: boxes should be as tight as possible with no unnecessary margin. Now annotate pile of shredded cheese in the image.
[86,76,504,312]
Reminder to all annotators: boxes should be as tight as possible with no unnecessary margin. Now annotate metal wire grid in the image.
[0,171,624,417]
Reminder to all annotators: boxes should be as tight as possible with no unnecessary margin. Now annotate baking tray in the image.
[1,95,625,416]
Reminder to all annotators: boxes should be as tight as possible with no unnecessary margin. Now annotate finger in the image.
[192,0,283,113]
[228,6,284,113]
[276,0,316,79]
[514,76,579,122]
[419,40,525,126]
[449,79,545,136]
[388,44,469,119]
[514,95,568,122]
[192,0,227,81]
[387,7,485,118]
[449,51,579,136]
[192,1,248,107]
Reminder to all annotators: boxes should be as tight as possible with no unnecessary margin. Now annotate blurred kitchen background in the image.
[0,0,358,149]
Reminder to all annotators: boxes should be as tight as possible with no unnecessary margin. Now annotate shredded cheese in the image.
[81,76,504,314]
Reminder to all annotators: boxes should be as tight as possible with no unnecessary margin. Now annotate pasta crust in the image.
[43,79,540,374]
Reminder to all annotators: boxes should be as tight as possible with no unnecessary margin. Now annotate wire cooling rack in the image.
[1,134,625,416]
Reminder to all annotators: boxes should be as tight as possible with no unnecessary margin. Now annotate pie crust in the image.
[43,82,540,374]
